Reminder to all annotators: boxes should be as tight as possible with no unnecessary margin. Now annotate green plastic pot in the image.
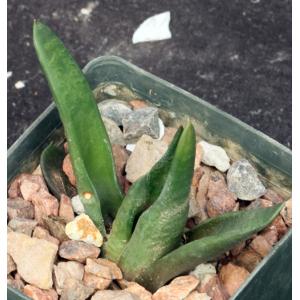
[7,56,292,300]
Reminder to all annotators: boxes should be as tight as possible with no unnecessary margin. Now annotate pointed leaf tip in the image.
[139,204,284,291]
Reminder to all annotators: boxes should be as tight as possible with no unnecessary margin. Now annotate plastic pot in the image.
[7,56,292,300]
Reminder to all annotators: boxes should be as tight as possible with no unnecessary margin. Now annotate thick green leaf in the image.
[104,127,183,262]
[141,204,284,291]
[186,203,282,241]
[33,22,123,232]
[40,143,77,199]
[119,123,196,281]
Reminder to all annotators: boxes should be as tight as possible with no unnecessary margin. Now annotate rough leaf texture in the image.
[33,21,123,233]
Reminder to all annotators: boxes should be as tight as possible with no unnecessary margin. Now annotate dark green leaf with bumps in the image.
[118,124,196,282]
[141,204,284,291]
[33,21,123,233]
[104,127,183,262]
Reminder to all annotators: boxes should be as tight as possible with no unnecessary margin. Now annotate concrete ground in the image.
[7,0,291,148]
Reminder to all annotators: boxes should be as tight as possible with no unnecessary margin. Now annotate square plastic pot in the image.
[7,56,292,300]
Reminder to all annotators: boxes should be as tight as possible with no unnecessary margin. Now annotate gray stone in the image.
[227,159,266,201]
[8,217,37,236]
[125,135,168,182]
[7,198,34,220]
[98,99,132,125]
[92,290,141,300]
[103,117,125,145]
[122,107,160,143]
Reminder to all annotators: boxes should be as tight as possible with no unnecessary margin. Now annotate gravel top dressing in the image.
[7,22,291,300]
[7,82,292,300]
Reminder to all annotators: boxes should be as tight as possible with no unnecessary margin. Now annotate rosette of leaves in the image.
[34,21,284,292]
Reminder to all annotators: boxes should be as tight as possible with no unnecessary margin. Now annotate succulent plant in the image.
[34,21,284,292]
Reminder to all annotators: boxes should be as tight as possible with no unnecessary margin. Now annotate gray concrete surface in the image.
[7,0,291,147]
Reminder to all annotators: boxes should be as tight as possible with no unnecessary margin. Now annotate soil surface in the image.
[7,0,291,147]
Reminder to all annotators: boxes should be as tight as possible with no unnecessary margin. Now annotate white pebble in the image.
[79,1,98,17]
[200,140,230,172]
[14,81,26,89]
[132,11,172,44]
[158,118,165,140]
[126,144,136,152]
[190,263,216,281]
[80,8,90,15]
[71,195,85,214]
[7,71,13,79]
